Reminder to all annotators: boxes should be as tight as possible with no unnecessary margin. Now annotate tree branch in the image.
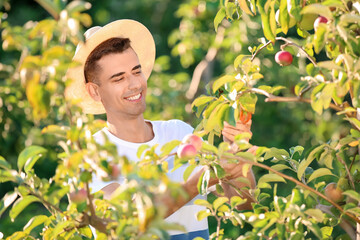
[186,23,227,100]
[221,155,360,224]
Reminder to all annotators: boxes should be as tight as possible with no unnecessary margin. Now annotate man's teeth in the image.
[126,93,141,101]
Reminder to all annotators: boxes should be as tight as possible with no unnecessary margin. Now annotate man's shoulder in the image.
[92,127,108,144]
[151,119,193,131]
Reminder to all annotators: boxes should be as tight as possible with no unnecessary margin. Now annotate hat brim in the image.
[65,19,156,114]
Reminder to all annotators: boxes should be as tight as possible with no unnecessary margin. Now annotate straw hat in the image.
[65,19,156,114]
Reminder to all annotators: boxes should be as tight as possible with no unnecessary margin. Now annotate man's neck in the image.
[106,114,154,143]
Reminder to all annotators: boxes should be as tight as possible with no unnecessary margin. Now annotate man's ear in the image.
[85,82,102,102]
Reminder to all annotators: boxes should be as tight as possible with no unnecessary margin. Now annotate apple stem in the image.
[250,37,317,67]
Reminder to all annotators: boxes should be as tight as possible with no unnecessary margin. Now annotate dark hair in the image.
[84,37,131,84]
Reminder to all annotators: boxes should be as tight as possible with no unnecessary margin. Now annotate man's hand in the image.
[222,119,252,154]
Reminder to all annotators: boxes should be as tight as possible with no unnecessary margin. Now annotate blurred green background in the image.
[0,0,348,238]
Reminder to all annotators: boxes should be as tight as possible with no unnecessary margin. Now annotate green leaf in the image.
[238,92,257,113]
[191,96,215,108]
[258,7,276,41]
[197,169,210,195]
[9,196,40,221]
[17,146,47,171]
[263,147,289,161]
[301,4,333,20]
[214,7,226,32]
[24,154,43,174]
[288,0,302,21]
[205,102,226,132]
[230,196,246,209]
[212,75,237,94]
[213,196,229,211]
[238,0,254,16]
[137,144,150,159]
[305,209,324,222]
[271,164,291,171]
[203,100,222,119]
[321,226,333,239]
[0,156,11,169]
[160,140,181,157]
[215,184,224,195]
[194,199,212,209]
[234,55,248,69]
[308,168,334,184]
[258,174,286,188]
[311,83,326,115]
[226,104,236,127]
[0,169,17,183]
[290,146,304,156]
[274,196,287,213]
[213,165,226,179]
[49,221,72,238]
[183,164,197,181]
[279,0,289,34]
[342,190,360,202]
[196,209,211,221]
[297,144,325,180]
[201,141,219,155]
[0,191,18,217]
[314,25,328,54]
[23,215,48,234]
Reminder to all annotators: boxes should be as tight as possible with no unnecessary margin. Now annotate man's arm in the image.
[214,119,257,210]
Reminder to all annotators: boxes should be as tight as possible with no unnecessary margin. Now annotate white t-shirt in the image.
[90,119,209,239]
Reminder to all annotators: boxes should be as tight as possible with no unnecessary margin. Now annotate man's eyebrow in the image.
[109,72,125,80]
[108,65,142,80]
[132,64,141,71]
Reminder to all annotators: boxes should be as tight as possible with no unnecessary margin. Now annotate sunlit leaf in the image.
[9,196,40,221]
[214,7,226,31]
[307,168,334,183]
[17,146,47,171]
[23,215,48,234]
[301,3,333,20]
[196,209,211,221]
[213,196,229,211]
[0,191,18,217]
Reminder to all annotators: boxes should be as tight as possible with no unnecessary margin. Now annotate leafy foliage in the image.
[0,0,360,239]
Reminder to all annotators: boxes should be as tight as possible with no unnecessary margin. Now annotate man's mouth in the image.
[125,93,142,101]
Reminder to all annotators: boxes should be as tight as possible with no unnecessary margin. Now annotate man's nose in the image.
[128,76,142,90]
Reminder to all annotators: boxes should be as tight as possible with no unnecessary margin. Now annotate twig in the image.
[316,204,356,239]
[26,187,63,214]
[265,95,344,112]
[336,152,356,190]
[221,155,360,224]
[238,87,344,112]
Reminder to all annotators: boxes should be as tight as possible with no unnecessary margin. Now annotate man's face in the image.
[92,48,147,119]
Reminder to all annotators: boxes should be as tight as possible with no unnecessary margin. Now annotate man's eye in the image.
[114,78,123,82]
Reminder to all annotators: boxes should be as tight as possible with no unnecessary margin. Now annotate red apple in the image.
[69,189,87,203]
[314,16,328,31]
[182,134,203,151]
[110,164,121,179]
[275,51,293,66]
[177,144,197,159]
[324,182,343,203]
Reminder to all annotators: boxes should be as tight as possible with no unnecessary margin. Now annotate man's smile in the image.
[124,92,142,101]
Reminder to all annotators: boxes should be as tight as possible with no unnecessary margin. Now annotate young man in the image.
[66,19,255,239]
